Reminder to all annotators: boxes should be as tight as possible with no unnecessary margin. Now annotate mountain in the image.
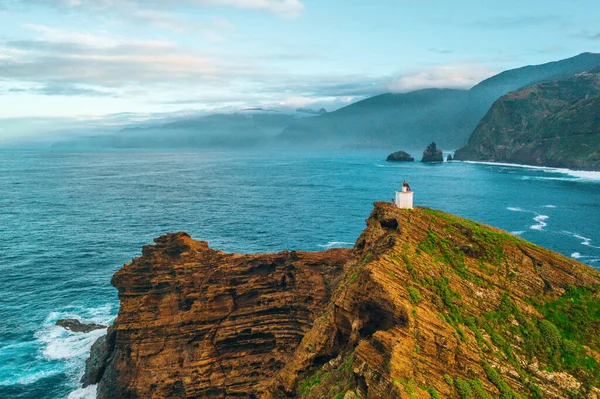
[83,203,600,398]
[51,112,305,149]
[277,53,600,150]
[454,71,600,170]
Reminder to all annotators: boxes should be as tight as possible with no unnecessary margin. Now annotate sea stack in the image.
[421,142,443,163]
[386,150,414,162]
[447,154,453,162]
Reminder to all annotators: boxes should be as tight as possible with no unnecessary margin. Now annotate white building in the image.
[394,184,413,209]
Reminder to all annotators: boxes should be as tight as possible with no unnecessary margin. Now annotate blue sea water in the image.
[1,149,599,399]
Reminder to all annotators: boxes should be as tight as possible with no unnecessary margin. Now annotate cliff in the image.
[85,233,352,398]
[87,205,600,398]
[454,72,600,170]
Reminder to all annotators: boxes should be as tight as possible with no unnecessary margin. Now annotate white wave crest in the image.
[318,241,354,249]
[34,306,114,393]
[562,231,600,249]
[542,205,556,208]
[0,368,62,386]
[37,323,107,361]
[68,384,98,399]
[530,215,549,231]
[571,252,582,259]
[463,161,600,182]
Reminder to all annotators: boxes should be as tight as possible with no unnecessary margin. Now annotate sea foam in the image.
[34,306,113,395]
[318,241,354,249]
[464,161,600,182]
[563,231,600,249]
[530,215,549,231]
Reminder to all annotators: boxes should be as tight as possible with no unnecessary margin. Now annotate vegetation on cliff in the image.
[265,204,600,399]
[86,204,600,398]
[455,71,600,170]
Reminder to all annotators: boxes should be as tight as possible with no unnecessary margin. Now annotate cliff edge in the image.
[86,204,600,398]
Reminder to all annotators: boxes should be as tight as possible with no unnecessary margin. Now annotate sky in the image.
[1,0,600,140]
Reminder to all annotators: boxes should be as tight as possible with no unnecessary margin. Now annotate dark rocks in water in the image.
[421,142,443,163]
[56,319,107,333]
[81,333,113,387]
[386,150,414,162]
[447,154,453,161]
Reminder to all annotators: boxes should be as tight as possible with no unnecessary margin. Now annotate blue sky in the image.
[0,0,600,139]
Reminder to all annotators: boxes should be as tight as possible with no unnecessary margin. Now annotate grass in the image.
[407,286,423,304]
[297,354,356,398]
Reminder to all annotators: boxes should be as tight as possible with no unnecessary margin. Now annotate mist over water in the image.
[1,149,599,398]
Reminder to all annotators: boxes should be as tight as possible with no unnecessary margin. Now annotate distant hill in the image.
[455,71,600,170]
[52,112,303,149]
[50,53,600,151]
[277,53,600,149]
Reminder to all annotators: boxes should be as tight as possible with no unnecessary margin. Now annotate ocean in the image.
[1,149,599,399]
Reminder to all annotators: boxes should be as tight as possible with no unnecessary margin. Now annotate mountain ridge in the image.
[49,53,600,151]
[275,52,600,150]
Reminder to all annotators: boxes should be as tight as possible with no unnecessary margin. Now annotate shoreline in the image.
[461,160,600,181]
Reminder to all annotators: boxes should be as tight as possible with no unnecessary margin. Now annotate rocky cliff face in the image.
[87,205,600,398]
[455,72,600,170]
[85,233,352,398]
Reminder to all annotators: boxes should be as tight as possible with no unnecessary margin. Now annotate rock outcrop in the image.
[386,151,414,162]
[87,206,600,398]
[454,71,600,170]
[447,154,453,161]
[86,232,352,398]
[56,319,106,333]
[421,142,443,163]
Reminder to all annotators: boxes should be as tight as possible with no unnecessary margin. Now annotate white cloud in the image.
[10,0,305,18]
[23,24,175,48]
[197,0,304,19]
[387,64,496,92]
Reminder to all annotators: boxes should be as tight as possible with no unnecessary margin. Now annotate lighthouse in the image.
[394,180,413,209]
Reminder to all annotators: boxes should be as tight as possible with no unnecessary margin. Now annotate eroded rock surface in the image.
[89,232,352,398]
[88,207,600,399]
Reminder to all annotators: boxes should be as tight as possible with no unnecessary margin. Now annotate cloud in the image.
[128,10,236,41]
[0,25,248,89]
[386,64,496,92]
[3,0,305,18]
[572,30,600,40]
[10,84,115,96]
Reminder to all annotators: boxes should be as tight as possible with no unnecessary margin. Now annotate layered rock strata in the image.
[87,205,600,398]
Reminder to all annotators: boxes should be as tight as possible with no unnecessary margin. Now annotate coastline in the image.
[461,160,600,181]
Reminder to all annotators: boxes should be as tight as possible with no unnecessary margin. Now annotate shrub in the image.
[408,286,423,304]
